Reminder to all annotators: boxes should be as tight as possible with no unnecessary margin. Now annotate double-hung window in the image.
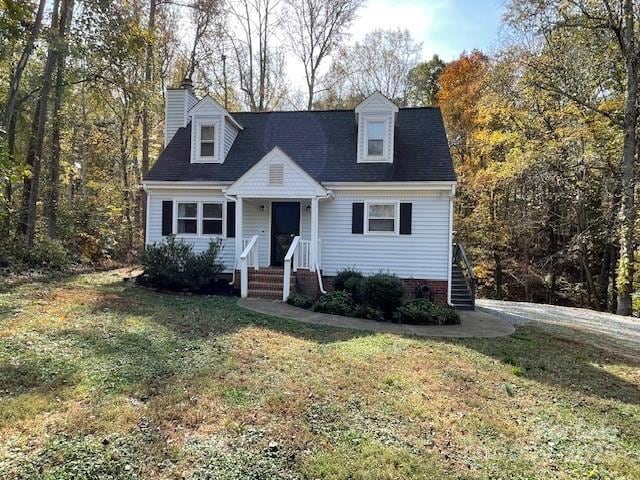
[200,124,215,159]
[175,201,225,236]
[366,121,385,157]
[177,202,198,234]
[202,203,223,235]
[367,202,396,233]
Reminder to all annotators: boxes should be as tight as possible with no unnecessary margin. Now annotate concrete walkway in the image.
[238,298,514,338]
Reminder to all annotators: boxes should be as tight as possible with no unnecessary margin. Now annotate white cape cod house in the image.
[143,81,475,309]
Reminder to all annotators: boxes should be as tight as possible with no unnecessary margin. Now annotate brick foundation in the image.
[294,270,320,298]
[322,275,449,305]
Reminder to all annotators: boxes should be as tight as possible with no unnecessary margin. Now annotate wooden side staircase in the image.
[451,243,476,310]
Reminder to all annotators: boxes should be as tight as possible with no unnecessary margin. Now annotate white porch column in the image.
[235,196,243,264]
[310,197,319,272]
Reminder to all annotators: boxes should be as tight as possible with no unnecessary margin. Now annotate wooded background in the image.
[1,0,638,315]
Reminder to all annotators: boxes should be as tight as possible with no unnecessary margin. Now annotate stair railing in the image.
[283,236,301,301]
[239,235,259,298]
[453,243,477,308]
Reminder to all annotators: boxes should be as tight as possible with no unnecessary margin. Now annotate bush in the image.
[286,293,314,309]
[313,291,355,316]
[395,299,460,325]
[0,237,73,272]
[333,269,364,292]
[353,304,385,322]
[140,236,224,292]
[361,273,405,319]
[431,304,460,325]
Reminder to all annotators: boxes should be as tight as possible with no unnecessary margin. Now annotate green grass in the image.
[0,270,639,479]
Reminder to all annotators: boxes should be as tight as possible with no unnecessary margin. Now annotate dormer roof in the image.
[355,91,399,115]
[188,95,244,130]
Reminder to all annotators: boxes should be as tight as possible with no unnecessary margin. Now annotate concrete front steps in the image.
[247,267,291,299]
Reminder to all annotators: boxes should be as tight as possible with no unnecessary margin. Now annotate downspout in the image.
[315,190,334,294]
[447,184,456,306]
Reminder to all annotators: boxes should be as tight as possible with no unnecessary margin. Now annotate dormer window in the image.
[367,121,385,157]
[355,92,398,163]
[199,124,215,159]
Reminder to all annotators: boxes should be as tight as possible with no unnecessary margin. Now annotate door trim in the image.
[270,201,301,266]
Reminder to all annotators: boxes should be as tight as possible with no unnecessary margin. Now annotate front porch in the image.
[223,146,331,300]
[231,197,325,300]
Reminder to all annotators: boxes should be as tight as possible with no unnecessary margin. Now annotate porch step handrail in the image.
[283,236,301,301]
[239,235,259,298]
[453,242,476,307]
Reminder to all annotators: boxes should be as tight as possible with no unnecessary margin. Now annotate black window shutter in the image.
[226,202,236,238]
[400,203,412,235]
[352,203,364,234]
[161,201,173,236]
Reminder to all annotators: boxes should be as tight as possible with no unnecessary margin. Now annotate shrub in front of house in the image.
[333,269,365,302]
[313,291,355,316]
[140,235,224,292]
[395,299,460,325]
[286,293,314,309]
[361,273,405,320]
[353,304,385,322]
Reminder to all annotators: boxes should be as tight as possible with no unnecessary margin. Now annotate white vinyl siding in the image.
[318,190,451,279]
[224,120,239,158]
[165,89,199,147]
[146,190,236,272]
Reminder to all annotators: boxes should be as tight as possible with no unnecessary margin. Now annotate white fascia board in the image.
[142,181,232,192]
[323,181,457,191]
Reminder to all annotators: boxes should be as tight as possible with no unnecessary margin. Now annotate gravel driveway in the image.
[477,299,640,355]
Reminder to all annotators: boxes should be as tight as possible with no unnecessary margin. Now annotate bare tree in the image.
[184,0,222,80]
[283,0,363,110]
[228,0,287,111]
[331,29,422,105]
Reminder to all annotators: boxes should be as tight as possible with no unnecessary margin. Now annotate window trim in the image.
[176,201,198,236]
[201,201,224,235]
[198,123,216,161]
[172,199,227,238]
[362,116,390,162]
[364,200,399,235]
[366,120,386,159]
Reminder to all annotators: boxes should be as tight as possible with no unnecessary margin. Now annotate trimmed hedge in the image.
[286,293,314,309]
[361,273,405,319]
[140,235,224,292]
[313,291,355,316]
[395,299,460,325]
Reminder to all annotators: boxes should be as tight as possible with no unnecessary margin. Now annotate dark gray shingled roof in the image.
[144,107,455,183]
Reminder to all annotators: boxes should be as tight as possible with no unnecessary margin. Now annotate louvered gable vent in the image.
[269,163,284,185]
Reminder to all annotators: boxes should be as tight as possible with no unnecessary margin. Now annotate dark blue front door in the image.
[271,202,300,266]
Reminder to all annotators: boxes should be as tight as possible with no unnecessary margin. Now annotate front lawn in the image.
[0,270,638,479]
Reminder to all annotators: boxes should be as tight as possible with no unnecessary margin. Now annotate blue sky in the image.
[350,0,507,61]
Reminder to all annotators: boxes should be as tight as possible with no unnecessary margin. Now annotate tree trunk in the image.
[616,0,638,316]
[3,0,46,130]
[140,0,156,243]
[46,0,75,239]
[20,0,62,245]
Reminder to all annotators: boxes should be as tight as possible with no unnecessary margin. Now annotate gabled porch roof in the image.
[224,146,329,198]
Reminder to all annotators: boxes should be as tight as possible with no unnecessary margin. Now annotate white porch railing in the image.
[294,239,310,271]
[284,236,326,300]
[239,235,259,298]
[283,236,301,301]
